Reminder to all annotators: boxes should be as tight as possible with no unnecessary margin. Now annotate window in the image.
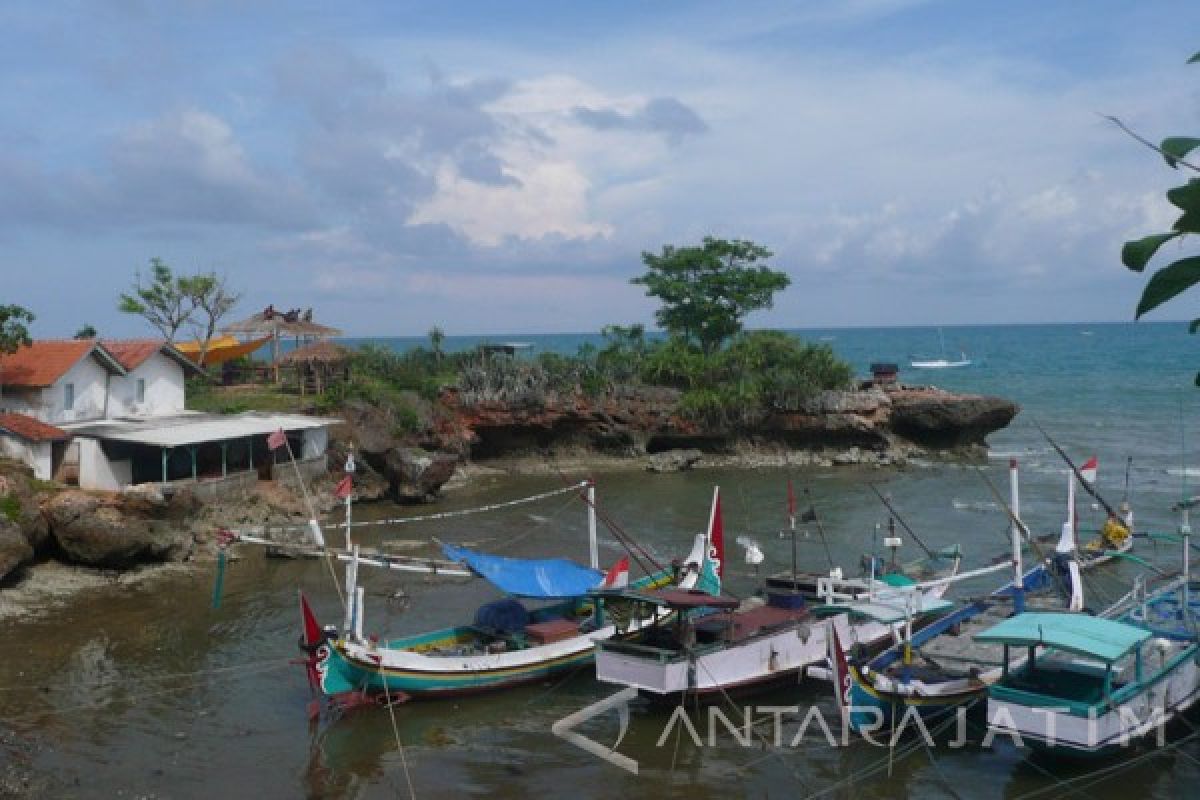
[64,383,74,411]
[136,379,146,404]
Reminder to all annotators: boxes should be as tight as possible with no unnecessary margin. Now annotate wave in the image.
[952,499,1000,513]
[1164,467,1200,478]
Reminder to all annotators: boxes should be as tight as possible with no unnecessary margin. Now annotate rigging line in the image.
[1033,421,1120,519]
[374,659,416,800]
[693,657,816,795]
[867,484,936,560]
[805,488,836,570]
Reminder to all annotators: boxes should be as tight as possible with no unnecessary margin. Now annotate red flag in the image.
[599,556,630,589]
[786,479,796,520]
[267,428,288,451]
[709,488,725,579]
[299,592,324,693]
[334,474,353,500]
[1079,456,1098,484]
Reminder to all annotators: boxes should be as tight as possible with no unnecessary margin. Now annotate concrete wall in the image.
[0,387,46,420]
[76,437,132,490]
[163,469,257,501]
[46,356,111,424]
[272,454,328,489]
[110,352,186,418]
[301,427,328,460]
[0,435,51,480]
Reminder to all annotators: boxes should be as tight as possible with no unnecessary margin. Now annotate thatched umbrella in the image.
[223,307,343,381]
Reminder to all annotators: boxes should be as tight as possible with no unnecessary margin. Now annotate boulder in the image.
[0,522,33,581]
[888,391,1020,448]
[341,399,399,457]
[0,461,51,580]
[43,490,193,567]
[382,448,459,503]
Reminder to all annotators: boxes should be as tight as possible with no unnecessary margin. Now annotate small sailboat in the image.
[910,328,971,369]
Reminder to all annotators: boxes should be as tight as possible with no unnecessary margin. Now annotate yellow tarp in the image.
[176,335,272,366]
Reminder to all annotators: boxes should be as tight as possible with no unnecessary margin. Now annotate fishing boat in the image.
[977,509,1200,757]
[910,328,971,369]
[841,459,1137,732]
[592,487,958,702]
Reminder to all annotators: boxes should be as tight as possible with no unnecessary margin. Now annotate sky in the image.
[2,0,1199,338]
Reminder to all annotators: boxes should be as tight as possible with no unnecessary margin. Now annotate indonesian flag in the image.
[1079,456,1098,484]
[334,474,353,500]
[599,556,630,589]
[267,428,288,451]
[787,479,796,521]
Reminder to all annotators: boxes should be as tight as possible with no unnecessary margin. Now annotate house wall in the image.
[301,427,328,459]
[0,386,46,419]
[45,357,111,424]
[76,437,132,490]
[0,435,52,480]
[110,352,186,417]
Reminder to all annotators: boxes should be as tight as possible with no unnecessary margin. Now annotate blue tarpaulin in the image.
[442,544,604,598]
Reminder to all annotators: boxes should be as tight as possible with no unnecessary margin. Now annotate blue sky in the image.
[3,1,1199,338]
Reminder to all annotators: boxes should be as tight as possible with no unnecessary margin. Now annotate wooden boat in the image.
[592,487,959,702]
[978,511,1200,757]
[841,459,1136,732]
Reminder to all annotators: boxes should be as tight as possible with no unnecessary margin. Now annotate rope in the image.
[376,659,416,799]
[255,482,588,534]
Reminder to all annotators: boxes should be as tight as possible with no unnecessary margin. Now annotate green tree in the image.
[119,259,197,343]
[187,273,240,365]
[633,237,791,355]
[428,326,446,361]
[73,323,97,340]
[1117,51,1200,382]
[0,305,34,355]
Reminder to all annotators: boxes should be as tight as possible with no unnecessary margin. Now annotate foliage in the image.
[119,259,240,357]
[73,323,97,340]
[428,326,446,360]
[0,493,19,523]
[633,237,791,355]
[0,305,34,355]
[1119,50,1200,383]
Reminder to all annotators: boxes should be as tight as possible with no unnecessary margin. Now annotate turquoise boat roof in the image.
[813,597,954,624]
[974,612,1151,663]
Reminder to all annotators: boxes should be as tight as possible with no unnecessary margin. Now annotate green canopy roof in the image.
[974,612,1150,663]
[813,598,954,624]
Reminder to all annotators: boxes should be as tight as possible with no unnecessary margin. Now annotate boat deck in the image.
[695,604,809,643]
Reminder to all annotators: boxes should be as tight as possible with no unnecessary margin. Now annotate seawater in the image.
[3,322,1199,798]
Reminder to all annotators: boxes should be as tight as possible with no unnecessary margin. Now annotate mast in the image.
[1010,459,1024,613]
[587,479,598,570]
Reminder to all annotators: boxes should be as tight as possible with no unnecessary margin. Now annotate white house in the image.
[0,339,337,491]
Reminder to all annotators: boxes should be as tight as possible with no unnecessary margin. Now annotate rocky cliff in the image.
[422,384,1018,467]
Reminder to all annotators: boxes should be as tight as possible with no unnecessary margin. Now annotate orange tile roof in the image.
[0,412,68,442]
[102,339,165,371]
[0,340,101,388]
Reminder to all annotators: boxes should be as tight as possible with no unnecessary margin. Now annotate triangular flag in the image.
[786,479,796,520]
[827,622,851,730]
[599,556,630,589]
[334,474,353,500]
[709,488,724,579]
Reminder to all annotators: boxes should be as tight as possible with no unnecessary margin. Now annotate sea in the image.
[4,321,1200,799]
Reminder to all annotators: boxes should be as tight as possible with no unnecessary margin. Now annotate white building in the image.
[0,339,337,491]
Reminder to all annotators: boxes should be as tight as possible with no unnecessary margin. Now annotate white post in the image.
[1010,459,1024,612]
[343,545,360,634]
[587,480,598,570]
[353,586,365,641]
[1182,507,1191,616]
[344,493,352,551]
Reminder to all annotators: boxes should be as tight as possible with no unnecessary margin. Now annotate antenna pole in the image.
[587,479,598,570]
[1010,459,1024,613]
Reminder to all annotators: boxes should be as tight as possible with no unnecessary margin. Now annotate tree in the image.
[0,305,34,355]
[74,324,97,340]
[186,273,240,366]
[428,326,446,361]
[633,237,791,355]
[119,259,197,343]
[1117,51,1200,382]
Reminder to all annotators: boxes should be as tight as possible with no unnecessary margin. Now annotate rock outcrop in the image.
[43,489,194,567]
[337,399,457,502]
[0,461,51,582]
[431,384,1018,465]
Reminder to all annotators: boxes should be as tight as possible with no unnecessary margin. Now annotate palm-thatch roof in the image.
[279,340,351,365]
[223,307,343,338]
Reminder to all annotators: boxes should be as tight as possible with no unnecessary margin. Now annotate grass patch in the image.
[0,494,20,523]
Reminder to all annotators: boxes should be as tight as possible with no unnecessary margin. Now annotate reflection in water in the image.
[1,466,1198,797]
